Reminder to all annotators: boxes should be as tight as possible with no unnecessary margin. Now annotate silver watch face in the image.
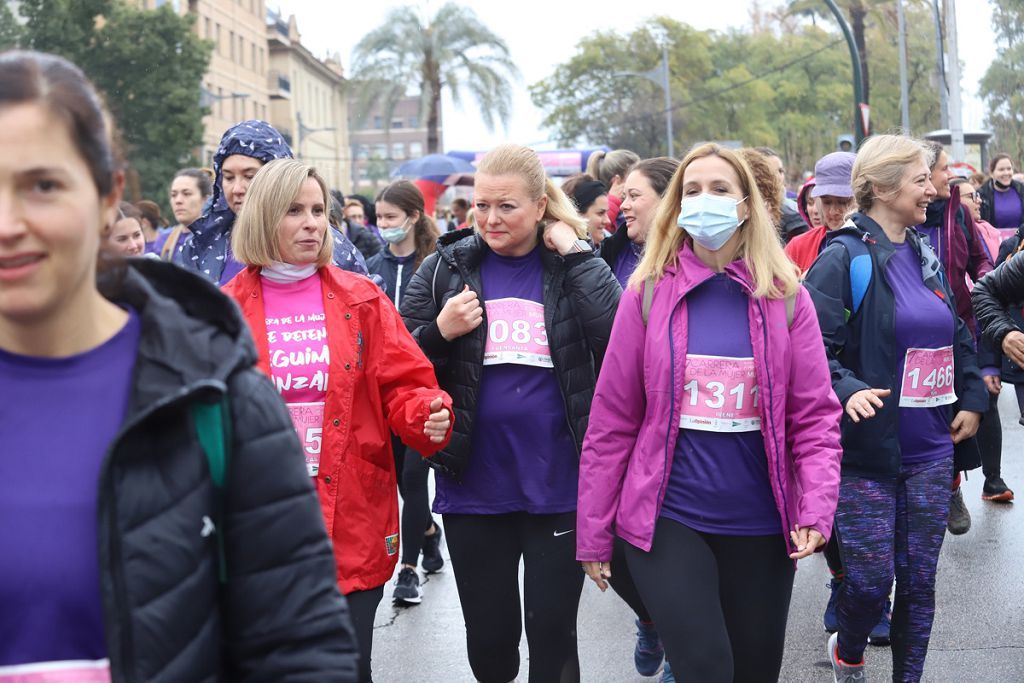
[574,239,593,253]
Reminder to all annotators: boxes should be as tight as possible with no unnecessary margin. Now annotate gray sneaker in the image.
[947,487,971,535]
[828,632,866,682]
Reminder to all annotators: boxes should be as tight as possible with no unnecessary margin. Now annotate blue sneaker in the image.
[824,578,841,633]
[660,659,676,683]
[634,619,664,676]
[868,598,892,646]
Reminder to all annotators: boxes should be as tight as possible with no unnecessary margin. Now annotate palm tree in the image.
[351,3,520,154]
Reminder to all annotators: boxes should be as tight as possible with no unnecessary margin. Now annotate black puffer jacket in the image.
[399,228,622,478]
[95,260,357,682]
[974,250,1024,354]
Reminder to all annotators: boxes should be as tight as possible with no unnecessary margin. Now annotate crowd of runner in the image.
[4,49,1024,683]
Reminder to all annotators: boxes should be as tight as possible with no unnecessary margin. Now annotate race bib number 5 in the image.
[483,298,552,368]
[680,355,761,432]
[900,346,957,408]
[287,402,324,477]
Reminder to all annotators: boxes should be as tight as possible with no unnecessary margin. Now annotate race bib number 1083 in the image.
[483,298,552,369]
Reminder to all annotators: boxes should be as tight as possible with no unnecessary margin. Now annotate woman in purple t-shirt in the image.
[803,135,987,682]
[578,143,843,682]
[401,144,621,683]
[0,51,357,681]
[979,154,1024,232]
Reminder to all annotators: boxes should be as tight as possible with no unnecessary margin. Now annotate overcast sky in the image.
[274,0,995,152]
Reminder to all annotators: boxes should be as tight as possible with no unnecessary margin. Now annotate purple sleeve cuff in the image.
[982,366,1001,378]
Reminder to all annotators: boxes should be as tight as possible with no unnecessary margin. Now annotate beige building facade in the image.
[266,11,350,191]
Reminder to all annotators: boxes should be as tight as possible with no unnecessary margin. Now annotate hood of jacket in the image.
[188,120,293,246]
[796,177,816,228]
[98,258,257,411]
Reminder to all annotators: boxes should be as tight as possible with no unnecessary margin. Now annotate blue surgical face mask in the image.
[677,193,747,251]
[380,219,411,244]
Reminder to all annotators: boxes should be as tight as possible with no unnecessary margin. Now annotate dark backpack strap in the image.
[641,276,656,325]
[192,397,232,584]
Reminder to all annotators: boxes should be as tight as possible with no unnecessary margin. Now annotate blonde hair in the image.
[628,143,799,299]
[476,144,587,238]
[586,149,640,188]
[852,134,930,213]
[232,159,335,267]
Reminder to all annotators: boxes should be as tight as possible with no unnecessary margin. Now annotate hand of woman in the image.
[582,560,611,592]
[844,388,891,423]
[983,374,1002,395]
[788,526,825,560]
[436,285,484,341]
[423,397,451,443]
[950,410,982,444]
[543,221,581,256]
[1002,330,1024,368]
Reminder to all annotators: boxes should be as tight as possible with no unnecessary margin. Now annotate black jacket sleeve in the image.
[222,369,358,682]
[561,252,621,368]
[802,243,871,405]
[400,252,454,366]
[973,254,1024,351]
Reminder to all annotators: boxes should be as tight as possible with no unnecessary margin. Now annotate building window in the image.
[217,87,224,118]
[356,145,369,160]
[391,118,403,129]
[409,142,423,158]
[409,116,419,128]
[392,143,406,160]
[373,143,387,158]
[373,115,383,130]
[215,24,221,54]
[204,17,210,38]
[239,36,245,65]
[252,44,257,72]
[228,31,234,61]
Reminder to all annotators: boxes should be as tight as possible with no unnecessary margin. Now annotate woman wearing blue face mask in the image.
[578,143,843,682]
[366,180,446,606]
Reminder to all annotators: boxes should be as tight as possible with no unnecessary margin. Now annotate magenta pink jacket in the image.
[576,245,842,561]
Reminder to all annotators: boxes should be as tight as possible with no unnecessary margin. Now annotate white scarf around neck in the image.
[260,261,318,283]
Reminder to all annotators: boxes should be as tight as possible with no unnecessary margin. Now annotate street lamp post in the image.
[613,43,674,158]
[823,0,868,147]
[295,111,336,159]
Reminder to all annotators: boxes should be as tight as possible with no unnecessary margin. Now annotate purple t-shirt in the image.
[660,274,781,536]
[613,241,642,289]
[0,310,140,668]
[433,247,579,514]
[887,242,955,465]
[992,187,1023,230]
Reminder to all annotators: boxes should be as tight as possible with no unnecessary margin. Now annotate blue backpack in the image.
[829,233,873,319]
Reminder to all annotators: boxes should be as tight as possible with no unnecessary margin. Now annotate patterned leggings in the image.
[834,456,952,682]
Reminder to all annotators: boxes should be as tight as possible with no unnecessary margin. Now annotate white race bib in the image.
[899,346,957,408]
[482,298,552,368]
[0,660,111,683]
[680,355,761,432]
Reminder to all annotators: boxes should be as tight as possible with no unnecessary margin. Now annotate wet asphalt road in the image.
[370,391,1024,682]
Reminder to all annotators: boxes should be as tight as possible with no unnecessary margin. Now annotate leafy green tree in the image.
[981,0,1024,163]
[351,3,520,154]
[10,0,211,204]
[530,18,715,157]
[0,2,21,50]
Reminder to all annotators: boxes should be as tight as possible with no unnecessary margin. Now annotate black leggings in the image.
[345,584,385,683]
[977,392,1004,479]
[392,435,436,567]
[622,517,795,683]
[443,511,584,683]
[608,536,652,623]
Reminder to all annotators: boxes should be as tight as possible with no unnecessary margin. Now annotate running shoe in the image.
[982,475,1015,503]
[867,599,891,646]
[828,632,867,682]
[824,579,841,633]
[659,659,676,683]
[947,487,971,535]
[421,525,445,574]
[634,619,664,676]
[392,567,422,605]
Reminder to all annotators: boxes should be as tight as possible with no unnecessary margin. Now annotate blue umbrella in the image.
[391,153,476,185]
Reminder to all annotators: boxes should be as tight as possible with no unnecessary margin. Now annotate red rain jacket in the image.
[225,266,453,594]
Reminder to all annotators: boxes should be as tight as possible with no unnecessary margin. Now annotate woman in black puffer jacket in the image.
[400,144,620,683]
[0,51,356,682]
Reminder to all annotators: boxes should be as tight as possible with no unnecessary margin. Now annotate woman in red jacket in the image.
[223,158,454,683]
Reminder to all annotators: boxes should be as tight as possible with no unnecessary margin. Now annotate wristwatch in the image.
[568,239,593,254]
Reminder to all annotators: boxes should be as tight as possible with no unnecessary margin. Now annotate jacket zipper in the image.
[395,262,404,310]
[756,299,794,552]
[99,380,227,679]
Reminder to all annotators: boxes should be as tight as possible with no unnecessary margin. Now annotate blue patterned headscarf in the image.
[174,120,369,285]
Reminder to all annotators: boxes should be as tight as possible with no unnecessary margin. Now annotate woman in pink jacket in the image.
[577,143,842,683]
